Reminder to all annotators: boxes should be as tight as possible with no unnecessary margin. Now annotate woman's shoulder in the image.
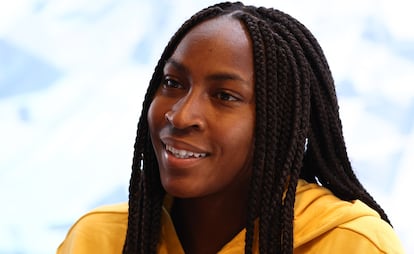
[56,202,128,254]
[68,202,129,231]
[294,180,404,253]
[337,208,404,253]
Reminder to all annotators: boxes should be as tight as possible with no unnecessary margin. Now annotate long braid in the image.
[254,14,316,251]
[236,6,312,252]
[258,20,285,253]
[236,13,267,254]
[123,2,390,254]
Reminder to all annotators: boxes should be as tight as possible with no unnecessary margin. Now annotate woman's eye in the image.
[216,91,239,102]
[162,78,182,89]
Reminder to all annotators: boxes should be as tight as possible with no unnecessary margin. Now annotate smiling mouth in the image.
[165,144,207,159]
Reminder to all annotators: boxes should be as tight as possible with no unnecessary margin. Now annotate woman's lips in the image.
[160,141,210,170]
[165,144,207,159]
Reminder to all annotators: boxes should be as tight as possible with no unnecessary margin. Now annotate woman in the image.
[57,2,404,253]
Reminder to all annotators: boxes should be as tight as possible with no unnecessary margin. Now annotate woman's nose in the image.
[164,92,206,131]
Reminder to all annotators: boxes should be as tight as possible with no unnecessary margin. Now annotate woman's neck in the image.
[171,189,249,254]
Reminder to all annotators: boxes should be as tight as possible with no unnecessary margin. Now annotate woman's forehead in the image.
[166,16,254,86]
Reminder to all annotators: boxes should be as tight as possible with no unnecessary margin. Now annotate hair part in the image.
[123,2,390,253]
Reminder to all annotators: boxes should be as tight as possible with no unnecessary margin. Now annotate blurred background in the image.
[0,0,412,253]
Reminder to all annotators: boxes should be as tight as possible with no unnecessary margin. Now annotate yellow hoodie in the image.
[57,180,404,253]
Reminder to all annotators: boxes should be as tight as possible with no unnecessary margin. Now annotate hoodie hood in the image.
[293,179,380,248]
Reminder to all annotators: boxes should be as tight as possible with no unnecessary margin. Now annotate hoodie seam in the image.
[336,225,386,253]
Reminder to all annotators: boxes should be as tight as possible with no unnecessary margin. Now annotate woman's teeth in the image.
[166,144,207,159]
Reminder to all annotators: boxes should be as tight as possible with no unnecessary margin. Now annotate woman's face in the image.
[148,16,255,199]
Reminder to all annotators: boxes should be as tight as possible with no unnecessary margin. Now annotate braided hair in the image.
[123,2,390,253]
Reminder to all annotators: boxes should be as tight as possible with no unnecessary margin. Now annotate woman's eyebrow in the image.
[165,59,189,75]
[165,58,250,85]
[206,73,248,84]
